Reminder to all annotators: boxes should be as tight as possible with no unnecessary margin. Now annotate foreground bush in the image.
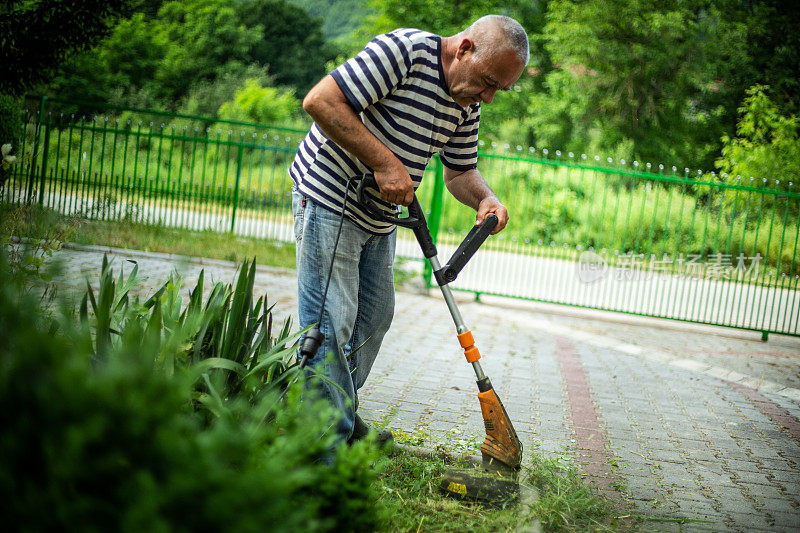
[0,252,381,532]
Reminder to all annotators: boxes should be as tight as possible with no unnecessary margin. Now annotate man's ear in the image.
[455,38,474,60]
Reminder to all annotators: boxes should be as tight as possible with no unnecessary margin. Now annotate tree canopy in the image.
[42,0,332,114]
[3,0,797,173]
[0,0,128,95]
[359,0,798,170]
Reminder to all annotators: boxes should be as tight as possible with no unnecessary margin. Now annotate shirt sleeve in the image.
[440,104,480,172]
[330,31,413,114]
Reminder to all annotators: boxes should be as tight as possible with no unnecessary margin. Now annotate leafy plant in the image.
[75,255,307,419]
[716,85,800,214]
[0,204,78,305]
[0,93,23,184]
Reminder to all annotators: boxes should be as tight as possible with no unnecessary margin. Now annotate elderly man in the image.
[290,15,529,445]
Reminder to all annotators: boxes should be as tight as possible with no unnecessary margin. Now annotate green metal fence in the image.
[3,96,799,337]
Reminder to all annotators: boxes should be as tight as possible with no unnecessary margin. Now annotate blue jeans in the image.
[292,189,396,441]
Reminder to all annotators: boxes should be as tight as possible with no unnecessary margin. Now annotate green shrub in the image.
[0,93,23,147]
[218,78,300,125]
[180,64,272,118]
[0,251,382,532]
[716,85,800,218]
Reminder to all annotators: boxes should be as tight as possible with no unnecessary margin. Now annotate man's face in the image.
[448,43,524,108]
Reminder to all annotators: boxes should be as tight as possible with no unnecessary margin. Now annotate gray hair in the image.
[464,15,529,66]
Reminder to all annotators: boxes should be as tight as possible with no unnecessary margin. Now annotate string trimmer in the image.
[358,177,522,503]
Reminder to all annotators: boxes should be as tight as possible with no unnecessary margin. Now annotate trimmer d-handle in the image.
[356,176,497,286]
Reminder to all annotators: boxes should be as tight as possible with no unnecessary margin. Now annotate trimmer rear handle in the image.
[356,175,497,285]
[357,175,437,258]
[355,176,428,230]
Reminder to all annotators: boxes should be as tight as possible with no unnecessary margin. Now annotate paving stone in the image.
[696,468,738,489]
[673,499,721,519]
[683,448,720,463]
[722,457,768,474]
[708,446,752,461]
[727,511,783,530]
[651,450,687,464]
[731,470,780,487]
[769,509,800,529]
[686,522,736,532]
[715,498,761,516]
[750,446,787,461]
[758,497,800,515]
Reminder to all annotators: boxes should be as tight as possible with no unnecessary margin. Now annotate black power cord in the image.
[297,177,357,369]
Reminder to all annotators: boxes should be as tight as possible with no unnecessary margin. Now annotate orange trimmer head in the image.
[478,383,523,470]
[455,331,523,472]
[440,331,523,503]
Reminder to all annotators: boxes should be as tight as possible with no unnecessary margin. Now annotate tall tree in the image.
[363,0,502,38]
[46,0,333,108]
[0,0,128,95]
[286,0,371,42]
[154,0,260,102]
[725,0,800,116]
[236,0,333,94]
[540,0,750,167]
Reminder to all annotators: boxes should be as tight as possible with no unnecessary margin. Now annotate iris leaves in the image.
[78,255,306,419]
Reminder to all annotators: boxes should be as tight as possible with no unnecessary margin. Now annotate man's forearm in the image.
[443,168,498,210]
[444,167,508,233]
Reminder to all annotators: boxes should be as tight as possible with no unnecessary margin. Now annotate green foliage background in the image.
[2,0,798,274]
[3,0,796,174]
[32,0,332,119]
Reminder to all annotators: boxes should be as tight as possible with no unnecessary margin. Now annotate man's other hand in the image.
[476,197,508,234]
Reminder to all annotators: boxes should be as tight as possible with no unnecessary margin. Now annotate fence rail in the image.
[3,96,798,337]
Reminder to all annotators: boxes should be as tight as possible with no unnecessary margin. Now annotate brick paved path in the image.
[54,245,800,532]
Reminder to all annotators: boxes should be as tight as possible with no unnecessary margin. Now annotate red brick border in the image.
[725,380,800,446]
[554,335,622,499]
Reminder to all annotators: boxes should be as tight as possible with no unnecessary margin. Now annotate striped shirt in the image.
[289,28,481,235]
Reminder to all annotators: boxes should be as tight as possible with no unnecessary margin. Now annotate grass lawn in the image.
[1,203,297,270]
[71,218,298,269]
[377,443,642,532]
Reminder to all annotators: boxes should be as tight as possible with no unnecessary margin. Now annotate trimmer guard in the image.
[478,384,523,470]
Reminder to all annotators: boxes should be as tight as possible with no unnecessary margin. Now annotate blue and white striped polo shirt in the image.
[289,28,481,235]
